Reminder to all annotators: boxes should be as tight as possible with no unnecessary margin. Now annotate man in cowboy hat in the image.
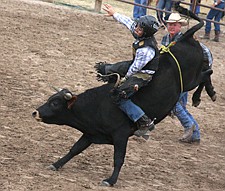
[161,12,188,44]
[161,12,215,144]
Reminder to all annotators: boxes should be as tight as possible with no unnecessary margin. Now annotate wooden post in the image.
[94,0,102,12]
[190,0,198,14]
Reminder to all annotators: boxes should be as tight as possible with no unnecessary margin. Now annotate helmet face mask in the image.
[134,24,144,38]
[136,15,159,38]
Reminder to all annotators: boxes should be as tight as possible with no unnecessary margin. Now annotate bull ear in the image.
[64,92,73,100]
[67,95,77,109]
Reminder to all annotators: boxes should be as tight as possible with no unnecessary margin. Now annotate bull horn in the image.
[64,92,72,100]
[51,86,62,92]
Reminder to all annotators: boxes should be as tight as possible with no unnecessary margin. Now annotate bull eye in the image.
[50,101,59,108]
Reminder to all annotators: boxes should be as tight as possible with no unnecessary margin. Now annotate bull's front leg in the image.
[101,136,129,186]
[48,134,91,170]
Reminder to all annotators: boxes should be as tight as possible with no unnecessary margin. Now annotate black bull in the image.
[32,6,212,186]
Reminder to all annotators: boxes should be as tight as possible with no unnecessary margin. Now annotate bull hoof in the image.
[100,180,112,187]
[192,100,201,107]
[211,94,217,102]
[47,164,57,171]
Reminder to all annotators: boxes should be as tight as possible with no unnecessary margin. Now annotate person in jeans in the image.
[175,42,214,143]
[201,0,225,42]
[133,0,148,19]
[161,13,213,143]
[102,4,159,137]
[190,0,201,15]
[156,0,173,25]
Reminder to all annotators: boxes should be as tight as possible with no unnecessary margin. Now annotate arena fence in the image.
[94,0,225,26]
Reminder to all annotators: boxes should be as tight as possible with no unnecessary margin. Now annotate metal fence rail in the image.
[94,0,225,26]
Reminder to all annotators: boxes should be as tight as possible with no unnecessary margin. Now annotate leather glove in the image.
[119,76,128,85]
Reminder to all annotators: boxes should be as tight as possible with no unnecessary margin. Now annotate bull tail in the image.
[174,2,204,41]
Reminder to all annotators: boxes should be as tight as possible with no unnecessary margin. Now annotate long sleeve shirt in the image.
[161,32,183,46]
[113,13,156,77]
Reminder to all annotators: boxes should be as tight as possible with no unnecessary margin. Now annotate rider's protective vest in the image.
[132,37,159,72]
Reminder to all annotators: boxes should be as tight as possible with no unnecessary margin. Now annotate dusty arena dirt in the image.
[0,0,225,190]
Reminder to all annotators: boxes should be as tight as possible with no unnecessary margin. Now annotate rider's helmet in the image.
[137,15,159,38]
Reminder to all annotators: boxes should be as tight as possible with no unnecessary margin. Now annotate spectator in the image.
[133,0,148,19]
[156,0,173,25]
[201,0,225,42]
[190,0,201,15]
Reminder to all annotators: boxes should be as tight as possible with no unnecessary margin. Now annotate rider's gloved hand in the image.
[119,76,128,85]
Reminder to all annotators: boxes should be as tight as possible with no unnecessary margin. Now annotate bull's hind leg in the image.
[192,78,216,107]
[48,135,91,170]
[205,78,217,102]
[192,83,205,107]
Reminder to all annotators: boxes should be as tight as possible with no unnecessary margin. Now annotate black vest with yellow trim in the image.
[132,37,159,71]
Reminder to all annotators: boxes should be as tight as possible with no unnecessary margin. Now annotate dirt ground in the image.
[0,0,225,190]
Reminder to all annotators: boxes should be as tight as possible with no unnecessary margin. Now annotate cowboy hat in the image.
[165,13,188,26]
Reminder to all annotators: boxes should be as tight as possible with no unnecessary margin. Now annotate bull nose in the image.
[32,110,38,118]
[32,110,42,121]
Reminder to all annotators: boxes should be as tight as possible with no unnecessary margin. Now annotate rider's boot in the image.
[134,114,155,137]
[200,32,210,40]
[212,31,220,42]
[117,99,155,138]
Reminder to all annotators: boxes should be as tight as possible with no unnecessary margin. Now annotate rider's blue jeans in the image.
[173,92,200,139]
[119,99,144,122]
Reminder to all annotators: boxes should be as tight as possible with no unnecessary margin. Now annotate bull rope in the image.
[160,42,183,93]
[97,72,121,88]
